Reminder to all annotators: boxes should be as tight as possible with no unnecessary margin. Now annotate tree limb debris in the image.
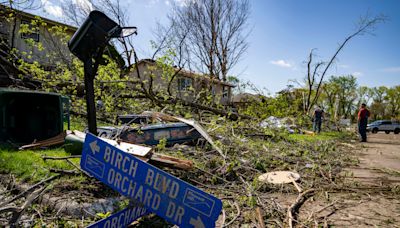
[48,168,81,175]
[41,155,85,173]
[9,187,47,226]
[256,207,266,228]
[287,189,315,228]
[0,175,60,208]
[223,201,240,227]
[41,155,82,160]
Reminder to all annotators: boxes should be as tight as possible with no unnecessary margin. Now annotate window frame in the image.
[20,20,40,42]
[177,77,193,91]
[222,86,229,98]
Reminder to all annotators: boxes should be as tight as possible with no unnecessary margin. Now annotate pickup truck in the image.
[367,120,400,134]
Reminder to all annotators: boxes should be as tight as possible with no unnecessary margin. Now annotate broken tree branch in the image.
[305,13,386,112]
[0,174,60,208]
[287,189,315,228]
[223,201,240,227]
[41,155,82,160]
[9,186,46,226]
[256,207,266,228]
[49,168,81,175]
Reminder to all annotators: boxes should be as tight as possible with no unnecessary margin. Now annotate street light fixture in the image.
[68,10,137,134]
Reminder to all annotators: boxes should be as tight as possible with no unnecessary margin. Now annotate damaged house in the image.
[0,5,77,86]
[129,59,235,106]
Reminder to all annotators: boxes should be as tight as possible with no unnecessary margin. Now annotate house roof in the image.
[233,93,260,103]
[0,4,77,32]
[136,58,235,88]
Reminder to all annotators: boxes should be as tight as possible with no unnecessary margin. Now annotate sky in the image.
[29,0,400,94]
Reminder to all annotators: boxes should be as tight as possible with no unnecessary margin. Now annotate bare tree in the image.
[304,13,386,113]
[156,0,250,82]
[62,0,138,67]
[61,0,93,27]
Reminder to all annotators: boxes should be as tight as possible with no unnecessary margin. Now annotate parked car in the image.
[367,120,400,134]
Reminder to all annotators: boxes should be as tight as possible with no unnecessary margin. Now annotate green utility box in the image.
[0,89,69,144]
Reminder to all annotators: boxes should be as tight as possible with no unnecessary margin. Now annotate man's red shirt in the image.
[358,108,369,120]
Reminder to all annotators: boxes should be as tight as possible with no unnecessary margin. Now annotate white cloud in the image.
[381,67,400,73]
[73,0,93,11]
[41,0,63,17]
[165,0,171,5]
[338,64,349,69]
[270,60,292,68]
[352,71,363,77]
[46,5,63,17]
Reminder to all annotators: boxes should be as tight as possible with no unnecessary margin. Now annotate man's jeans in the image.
[313,119,322,133]
[358,120,367,142]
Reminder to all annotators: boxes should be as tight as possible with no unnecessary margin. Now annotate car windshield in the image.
[369,121,382,125]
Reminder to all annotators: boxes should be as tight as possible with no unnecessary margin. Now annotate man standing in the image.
[358,103,370,142]
[313,106,324,133]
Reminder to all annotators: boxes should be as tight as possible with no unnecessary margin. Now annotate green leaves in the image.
[96,211,111,219]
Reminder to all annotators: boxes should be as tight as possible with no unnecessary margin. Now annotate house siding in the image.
[0,6,76,67]
[129,60,234,105]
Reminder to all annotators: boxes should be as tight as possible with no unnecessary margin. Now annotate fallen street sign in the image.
[87,203,148,228]
[80,133,223,228]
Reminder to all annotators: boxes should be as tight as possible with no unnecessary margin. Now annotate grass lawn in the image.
[0,116,87,183]
[287,131,353,142]
[0,147,80,182]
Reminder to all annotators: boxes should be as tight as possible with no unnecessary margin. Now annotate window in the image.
[177,77,192,91]
[0,22,8,36]
[211,85,217,96]
[222,86,229,98]
[20,20,39,42]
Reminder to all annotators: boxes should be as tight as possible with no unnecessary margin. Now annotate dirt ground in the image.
[304,132,400,227]
[267,132,400,227]
[350,132,400,182]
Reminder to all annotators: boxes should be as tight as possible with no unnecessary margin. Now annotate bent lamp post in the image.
[68,10,136,134]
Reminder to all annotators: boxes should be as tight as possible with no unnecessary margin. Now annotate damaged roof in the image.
[136,58,236,88]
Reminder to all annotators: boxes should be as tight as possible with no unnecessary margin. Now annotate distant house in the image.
[129,59,235,105]
[0,5,77,67]
[232,92,267,109]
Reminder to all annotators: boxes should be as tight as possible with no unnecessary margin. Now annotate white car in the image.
[367,120,400,134]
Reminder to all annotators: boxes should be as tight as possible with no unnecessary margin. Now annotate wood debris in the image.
[149,153,193,170]
[19,132,66,150]
[65,130,193,170]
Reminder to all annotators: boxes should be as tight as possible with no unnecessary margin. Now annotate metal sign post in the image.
[81,134,223,228]
[68,10,137,134]
[83,58,100,134]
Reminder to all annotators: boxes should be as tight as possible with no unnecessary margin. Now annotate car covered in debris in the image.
[87,122,202,146]
[367,120,400,134]
[119,122,201,145]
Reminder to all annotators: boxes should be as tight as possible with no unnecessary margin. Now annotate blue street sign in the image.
[87,203,148,228]
[81,133,222,228]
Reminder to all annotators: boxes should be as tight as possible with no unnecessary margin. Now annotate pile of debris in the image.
[3,110,360,227]
[18,111,223,171]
